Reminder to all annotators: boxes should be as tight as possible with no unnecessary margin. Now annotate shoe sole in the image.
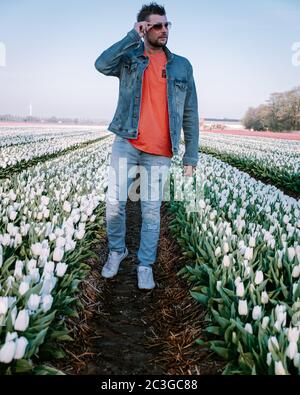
[101,248,129,279]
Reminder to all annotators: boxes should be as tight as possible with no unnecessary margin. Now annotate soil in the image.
[53,198,224,375]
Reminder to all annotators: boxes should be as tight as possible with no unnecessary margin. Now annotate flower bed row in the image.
[0,137,112,374]
[199,132,300,195]
[168,149,300,374]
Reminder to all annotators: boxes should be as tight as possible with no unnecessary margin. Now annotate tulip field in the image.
[200,131,300,195]
[168,137,300,375]
[0,126,110,373]
[0,126,299,375]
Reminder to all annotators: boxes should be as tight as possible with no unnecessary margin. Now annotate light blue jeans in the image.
[105,135,172,267]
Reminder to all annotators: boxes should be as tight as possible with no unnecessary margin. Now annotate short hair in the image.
[137,2,166,22]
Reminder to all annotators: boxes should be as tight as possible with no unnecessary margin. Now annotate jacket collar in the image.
[135,41,174,63]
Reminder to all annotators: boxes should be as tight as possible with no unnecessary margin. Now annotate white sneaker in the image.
[137,266,155,290]
[101,247,128,278]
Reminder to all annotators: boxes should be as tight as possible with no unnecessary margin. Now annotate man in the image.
[95,2,199,290]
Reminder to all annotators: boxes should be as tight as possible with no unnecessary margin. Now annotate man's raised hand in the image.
[134,21,151,38]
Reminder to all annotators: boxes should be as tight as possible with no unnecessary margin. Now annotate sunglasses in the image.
[148,21,172,31]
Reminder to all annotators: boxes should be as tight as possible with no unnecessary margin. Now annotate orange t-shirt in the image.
[128,50,173,158]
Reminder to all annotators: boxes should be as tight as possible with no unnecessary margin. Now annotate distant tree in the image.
[242,107,265,131]
[243,86,300,132]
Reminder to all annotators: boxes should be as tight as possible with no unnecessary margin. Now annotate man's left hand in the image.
[184,165,196,177]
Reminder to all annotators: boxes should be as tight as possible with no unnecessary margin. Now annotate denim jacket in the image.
[95,28,199,166]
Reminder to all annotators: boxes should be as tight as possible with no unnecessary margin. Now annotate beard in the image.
[147,36,168,48]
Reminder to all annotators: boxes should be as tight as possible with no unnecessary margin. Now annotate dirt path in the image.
[81,198,163,375]
[54,199,224,375]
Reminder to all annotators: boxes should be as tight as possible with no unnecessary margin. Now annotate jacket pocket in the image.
[175,80,188,91]
[174,80,188,107]
[122,62,138,88]
[124,62,138,74]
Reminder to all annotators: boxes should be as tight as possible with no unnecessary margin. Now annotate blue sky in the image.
[0,0,299,120]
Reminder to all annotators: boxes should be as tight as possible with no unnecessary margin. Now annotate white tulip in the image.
[275,361,286,375]
[261,291,269,304]
[14,260,24,279]
[9,210,17,221]
[6,275,15,290]
[7,223,18,236]
[245,323,253,334]
[43,261,55,276]
[41,196,50,206]
[54,227,64,237]
[222,255,231,267]
[292,264,300,278]
[90,215,96,223]
[9,190,17,201]
[64,238,76,252]
[53,247,64,262]
[49,233,56,241]
[236,282,245,298]
[75,228,85,240]
[288,247,296,262]
[223,242,229,254]
[0,341,16,363]
[244,247,253,261]
[80,213,88,223]
[56,262,68,277]
[266,352,272,366]
[0,244,3,268]
[274,320,283,332]
[234,276,241,286]
[254,270,264,285]
[249,236,256,248]
[1,234,10,246]
[216,281,222,292]
[262,316,270,330]
[27,294,41,311]
[285,342,298,360]
[40,274,57,295]
[14,309,29,331]
[288,327,299,343]
[252,305,262,320]
[14,337,28,360]
[14,233,22,248]
[29,268,40,283]
[0,297,9,315]
[42,295,53,313]
[276,311,287,326]
[55,236,66,248]
[26,259,37,271]
[5,332,18,342]
[18,281,30,296]
[238,300,248,316]
[214,246,221,257]
[20,223,30,236]
[31,242,42,257]
[63,201,72,213]
[40,247,50,261]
